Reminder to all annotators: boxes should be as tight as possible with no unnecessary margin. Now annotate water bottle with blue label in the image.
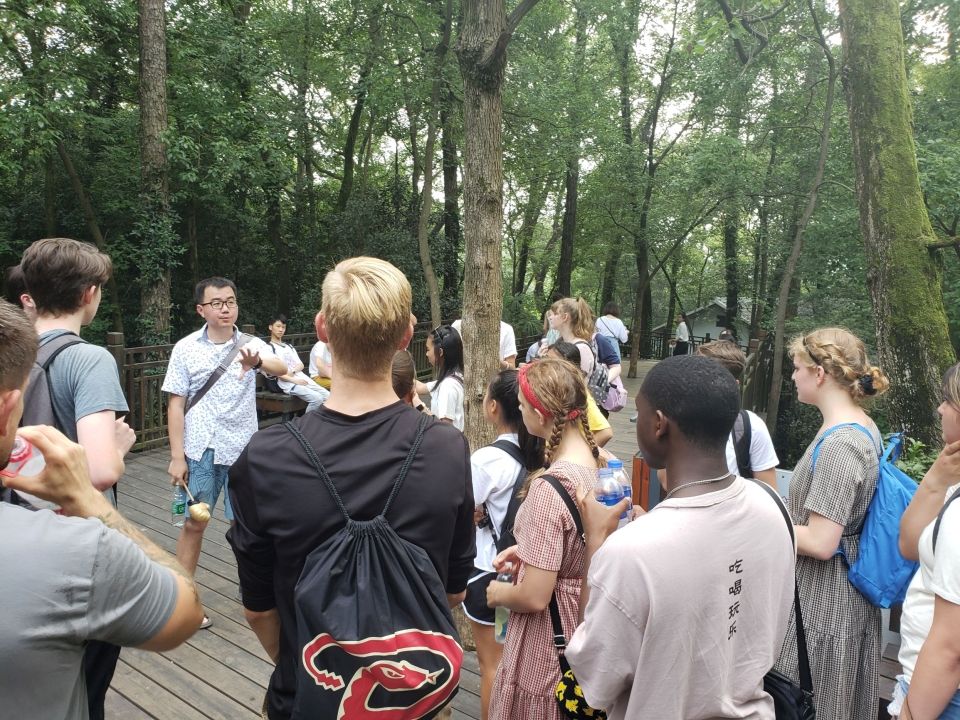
[596,467,624,509]
[608,458,631,524]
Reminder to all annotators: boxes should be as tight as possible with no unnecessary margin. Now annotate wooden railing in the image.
[108,321,540,451]
[741,333,775,417]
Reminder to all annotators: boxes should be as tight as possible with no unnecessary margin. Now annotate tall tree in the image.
[456,0,543,450]
[137,0,175,342]
[838,0,956,444]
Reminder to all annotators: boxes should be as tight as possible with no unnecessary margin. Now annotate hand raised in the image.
[238,346,261,375]
[6,426,99,513]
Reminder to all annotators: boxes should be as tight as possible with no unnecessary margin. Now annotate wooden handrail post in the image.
[241,323,256,335]
[106,331,125,375]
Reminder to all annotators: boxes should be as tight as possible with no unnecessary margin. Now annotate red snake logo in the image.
[302,629,462,719]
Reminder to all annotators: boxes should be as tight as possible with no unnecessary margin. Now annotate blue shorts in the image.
[892,675,960,719]
[186,448,233,521]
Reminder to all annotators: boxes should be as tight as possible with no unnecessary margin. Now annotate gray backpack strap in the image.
[185,333,254,414]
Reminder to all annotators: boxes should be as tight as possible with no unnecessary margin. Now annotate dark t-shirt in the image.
[227,401,475,720]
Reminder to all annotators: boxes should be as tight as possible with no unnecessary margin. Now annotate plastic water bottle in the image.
[494,569,513,644]
[0,437,59,511]
[171,485,187,527]
[596,467,624,509]
[608,459,631,524]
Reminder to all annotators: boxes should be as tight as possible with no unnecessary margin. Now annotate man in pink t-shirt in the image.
[567,355,795,719]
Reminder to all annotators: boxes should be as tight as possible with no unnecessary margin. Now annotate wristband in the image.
[253,357,263,370]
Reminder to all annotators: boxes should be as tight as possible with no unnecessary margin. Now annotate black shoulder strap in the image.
[485,440,527,549]
[750,479,812,695]
[933,485,960,554]
[540,473,584,663]
[185,332,253,414]
[490,439,525,466]
[284,412,430,522]
[732,409,753,478]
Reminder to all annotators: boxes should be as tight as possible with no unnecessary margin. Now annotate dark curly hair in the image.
[640,355,740,451]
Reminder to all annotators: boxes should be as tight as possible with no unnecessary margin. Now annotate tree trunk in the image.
[556,158,579,297]
[56,142,124,334]
[513,174,548,296]
[838,0,956,445]
[415,0,453,329]
[44,153,57,236]
[138,0,173,343]
[456,0,542,451]
[265,170,290,315]
[440,86,462,304]
[534,183,564,306]
[555,5,588,299]
[765,0,837,432]
[722,210,739,329]
[337,65,371,216]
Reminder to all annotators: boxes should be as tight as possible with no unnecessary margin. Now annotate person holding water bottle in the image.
[564,356,795,718]
[485,358,617,720]
[463,368,542,720]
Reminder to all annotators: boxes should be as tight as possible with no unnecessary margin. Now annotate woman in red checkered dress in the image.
[486,358,604,720]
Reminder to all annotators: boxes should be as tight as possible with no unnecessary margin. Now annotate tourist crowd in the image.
[1,238,959,720]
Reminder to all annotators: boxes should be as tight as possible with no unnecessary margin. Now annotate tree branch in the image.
[479,0,543,71]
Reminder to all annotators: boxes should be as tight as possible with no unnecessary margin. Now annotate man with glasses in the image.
[162,277,286,629]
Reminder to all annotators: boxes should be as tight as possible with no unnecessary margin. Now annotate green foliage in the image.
[895,435,940,483]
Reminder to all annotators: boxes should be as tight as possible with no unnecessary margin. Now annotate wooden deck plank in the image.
[107,447,482,719]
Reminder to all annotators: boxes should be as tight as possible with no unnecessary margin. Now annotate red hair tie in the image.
[518,363,551,418]
[567,409,582,420]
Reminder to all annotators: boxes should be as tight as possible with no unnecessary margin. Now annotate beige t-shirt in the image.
[566,477,795,720]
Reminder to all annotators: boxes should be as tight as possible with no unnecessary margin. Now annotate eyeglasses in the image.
[199,298,237,310]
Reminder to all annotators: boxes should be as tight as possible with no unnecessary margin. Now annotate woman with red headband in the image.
[486,357,607,720]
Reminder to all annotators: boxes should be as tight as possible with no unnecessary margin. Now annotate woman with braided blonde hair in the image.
[485,357,607,720]
[773,327,890,720]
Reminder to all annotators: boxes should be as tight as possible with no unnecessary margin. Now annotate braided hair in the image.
[788,327,889,403]
[518,357,604,496]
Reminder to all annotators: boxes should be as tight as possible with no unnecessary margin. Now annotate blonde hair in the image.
[321,257,412,380]
[788,327,890,402]
[551,297,595,341]
[520,357,604,496]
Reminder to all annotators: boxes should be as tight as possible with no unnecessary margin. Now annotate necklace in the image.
[663,472,732,501]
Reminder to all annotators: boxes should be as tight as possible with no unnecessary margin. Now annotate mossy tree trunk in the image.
[839,0,956,446]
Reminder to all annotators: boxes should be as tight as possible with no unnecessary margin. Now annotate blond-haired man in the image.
[228,257,474,720]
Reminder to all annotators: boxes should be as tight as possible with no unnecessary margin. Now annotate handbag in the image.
[752,480,816,720]
[541,474,608,720]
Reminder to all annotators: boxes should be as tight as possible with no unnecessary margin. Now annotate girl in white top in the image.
[893,362,960,720]
[464,368,542,720]
[550,296,597,375]
[424,325,465,431]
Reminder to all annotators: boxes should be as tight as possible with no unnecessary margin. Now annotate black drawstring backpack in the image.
[284,414,463,719]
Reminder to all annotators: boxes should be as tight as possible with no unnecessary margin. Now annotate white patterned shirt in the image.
[162,326,269,466]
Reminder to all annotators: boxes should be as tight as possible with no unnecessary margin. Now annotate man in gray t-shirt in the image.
[0,298,203,719]
[19,238,137,719]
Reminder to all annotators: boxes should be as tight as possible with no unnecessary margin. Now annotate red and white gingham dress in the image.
[489,460,598,720]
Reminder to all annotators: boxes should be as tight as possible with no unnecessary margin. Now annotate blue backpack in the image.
[811,424,919,608]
